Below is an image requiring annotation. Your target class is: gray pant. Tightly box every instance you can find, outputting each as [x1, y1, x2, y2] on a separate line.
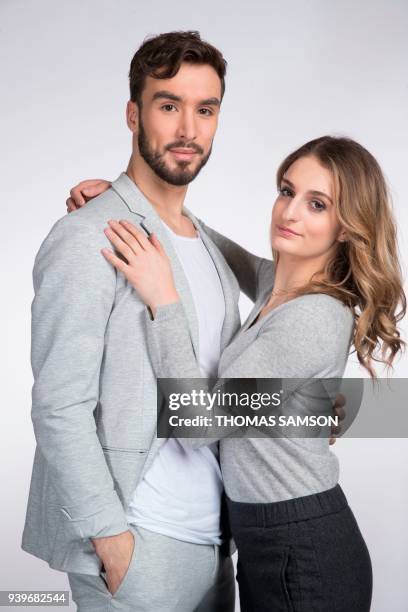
[68, 525, 235, 612]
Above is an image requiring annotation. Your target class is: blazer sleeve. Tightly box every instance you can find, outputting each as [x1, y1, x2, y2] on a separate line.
[144, 302, 236, 447]
[198, 220, 274, 302]
[30, 216, 129, 541]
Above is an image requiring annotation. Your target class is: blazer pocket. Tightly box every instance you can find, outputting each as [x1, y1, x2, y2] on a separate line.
[102, 447, 148, 507]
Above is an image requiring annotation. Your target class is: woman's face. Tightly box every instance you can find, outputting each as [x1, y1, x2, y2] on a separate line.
[271, 155, 345, 262]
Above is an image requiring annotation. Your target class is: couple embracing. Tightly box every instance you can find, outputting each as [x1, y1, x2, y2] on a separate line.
[22, 31, 405, 611]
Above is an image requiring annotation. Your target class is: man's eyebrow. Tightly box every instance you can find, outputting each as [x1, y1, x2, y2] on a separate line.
[152, 91, 183, 102]
[151, 91, 221, 107]
[281, 177, 332, 203]
[199, 97, 221, 107]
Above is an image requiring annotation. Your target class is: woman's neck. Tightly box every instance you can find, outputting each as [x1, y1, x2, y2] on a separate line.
[264, 253, 327, 310]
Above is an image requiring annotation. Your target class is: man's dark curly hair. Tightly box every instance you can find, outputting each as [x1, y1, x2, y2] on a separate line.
[129, 31, 227, 106]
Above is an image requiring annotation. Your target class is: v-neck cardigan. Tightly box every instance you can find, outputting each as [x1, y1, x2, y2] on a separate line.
[144, 228, 355, 503]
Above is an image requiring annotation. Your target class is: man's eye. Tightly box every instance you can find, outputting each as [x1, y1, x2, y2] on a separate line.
[161, 104, 177, 112]
[198, 108, 213, 116]
[279, 187, 293, 197]
[310, 200, 326, 211]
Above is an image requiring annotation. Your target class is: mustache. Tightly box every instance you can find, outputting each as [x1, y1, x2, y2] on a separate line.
[164, 140, 204, 155]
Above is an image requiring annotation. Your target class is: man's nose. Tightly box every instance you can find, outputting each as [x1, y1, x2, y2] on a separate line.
[175, 109, 197, 142]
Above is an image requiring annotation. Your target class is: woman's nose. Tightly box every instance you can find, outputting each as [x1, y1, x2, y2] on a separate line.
[281, 197, 301, 222]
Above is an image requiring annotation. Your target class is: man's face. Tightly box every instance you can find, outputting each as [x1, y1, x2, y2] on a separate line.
[129, 63, 222, 186]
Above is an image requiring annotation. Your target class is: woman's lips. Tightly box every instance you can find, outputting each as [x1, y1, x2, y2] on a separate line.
[276, 225, 302, 238]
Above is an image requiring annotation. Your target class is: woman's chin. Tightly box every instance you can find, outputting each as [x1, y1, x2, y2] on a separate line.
[271, 237, 300, 256]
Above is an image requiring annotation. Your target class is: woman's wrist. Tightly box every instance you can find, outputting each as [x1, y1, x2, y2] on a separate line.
[148, 291, 180, 319]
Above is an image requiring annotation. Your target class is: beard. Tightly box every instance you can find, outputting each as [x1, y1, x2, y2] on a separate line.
[137, 119, 212, 186]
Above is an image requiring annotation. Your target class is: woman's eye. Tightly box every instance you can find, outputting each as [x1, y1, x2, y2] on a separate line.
[279, 187, 293, 197]
[310, 200, 326, 211]
[161, 104, 177, 112]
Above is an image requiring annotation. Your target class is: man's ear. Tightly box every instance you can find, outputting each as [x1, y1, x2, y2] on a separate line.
[126, 101, 139, 133]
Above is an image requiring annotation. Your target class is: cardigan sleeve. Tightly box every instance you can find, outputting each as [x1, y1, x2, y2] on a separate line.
[144, 295, 354, 448]
[199, 220, 274, 302]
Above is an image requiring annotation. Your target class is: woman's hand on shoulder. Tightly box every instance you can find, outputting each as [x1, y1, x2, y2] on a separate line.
[66, 179, 111, 212]
[102, 220, 179, 316]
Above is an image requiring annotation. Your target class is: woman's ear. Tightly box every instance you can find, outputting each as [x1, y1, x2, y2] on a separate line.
[126, 100, 139, 133]
[337, 228, 348, 243]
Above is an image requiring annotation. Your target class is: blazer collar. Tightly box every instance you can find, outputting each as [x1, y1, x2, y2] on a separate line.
[111, 172, 156, 218]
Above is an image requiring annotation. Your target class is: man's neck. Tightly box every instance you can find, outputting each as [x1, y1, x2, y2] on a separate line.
[126, 155, 190, 232]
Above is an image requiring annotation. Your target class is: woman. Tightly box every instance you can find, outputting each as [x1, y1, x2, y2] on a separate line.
[90, 137, 405, 610]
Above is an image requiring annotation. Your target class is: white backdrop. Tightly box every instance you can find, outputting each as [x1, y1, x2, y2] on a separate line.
[1, 0, 407, 610]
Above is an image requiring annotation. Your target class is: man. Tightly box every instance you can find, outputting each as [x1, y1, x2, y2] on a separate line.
[22, 31, 239, 612]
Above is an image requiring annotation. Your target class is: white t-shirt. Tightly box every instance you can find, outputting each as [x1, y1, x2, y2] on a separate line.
[126, 221, 226, 544]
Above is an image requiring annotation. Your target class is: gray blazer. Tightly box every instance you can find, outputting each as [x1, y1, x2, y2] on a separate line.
[21, 173, 241, 575]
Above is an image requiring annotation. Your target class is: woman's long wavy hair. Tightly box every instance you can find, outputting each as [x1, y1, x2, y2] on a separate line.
[275, 136, 406, 378]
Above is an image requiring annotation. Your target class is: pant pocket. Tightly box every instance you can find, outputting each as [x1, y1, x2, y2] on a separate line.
[235, 535, 295, 612]
[209, 545, 220, 584]
[281, 546, 296, 612]
[102, 526, 140, 602]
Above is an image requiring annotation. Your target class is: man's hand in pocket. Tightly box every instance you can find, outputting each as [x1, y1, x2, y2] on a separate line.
[91, 529, 135, 595]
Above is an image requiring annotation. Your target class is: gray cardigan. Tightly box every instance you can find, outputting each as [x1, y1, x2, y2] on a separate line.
[144, 223, 355, 503]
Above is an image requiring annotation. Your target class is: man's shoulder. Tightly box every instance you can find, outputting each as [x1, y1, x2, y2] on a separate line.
[40, 187, 128, 248]
[33, 199, 118, 281]
[66, 187, 128, 227]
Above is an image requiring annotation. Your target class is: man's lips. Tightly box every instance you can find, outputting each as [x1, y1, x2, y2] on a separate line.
[168, 148, 198, 161]
[276, 225, 302, 237]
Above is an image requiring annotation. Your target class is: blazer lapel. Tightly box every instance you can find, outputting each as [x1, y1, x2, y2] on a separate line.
[141, 212, 200, 357]
[111, 172, 241, 358]
[111, 173, 200, 359]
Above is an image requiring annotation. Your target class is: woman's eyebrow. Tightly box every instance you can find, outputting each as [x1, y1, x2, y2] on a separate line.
[308, 190, 333, 204]
[281, 177, 333, 203]
[281, 177, 295, 188]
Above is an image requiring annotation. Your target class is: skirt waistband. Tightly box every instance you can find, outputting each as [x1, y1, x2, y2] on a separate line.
[226, 484, 348, 528]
